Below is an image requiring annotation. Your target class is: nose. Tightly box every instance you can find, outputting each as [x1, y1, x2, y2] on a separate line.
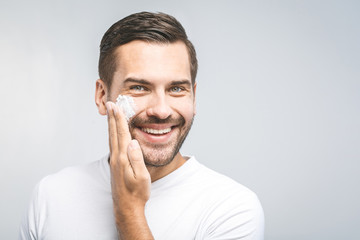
[146, 93, 172, 119]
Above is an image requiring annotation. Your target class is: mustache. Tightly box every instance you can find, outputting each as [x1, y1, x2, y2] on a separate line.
[129, 115, 185, 128]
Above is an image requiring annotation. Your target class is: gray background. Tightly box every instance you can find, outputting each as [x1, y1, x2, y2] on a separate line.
[1, 0, 359, 239]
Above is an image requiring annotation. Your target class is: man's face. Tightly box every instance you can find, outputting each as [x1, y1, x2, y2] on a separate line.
[109, 40, 196, 167]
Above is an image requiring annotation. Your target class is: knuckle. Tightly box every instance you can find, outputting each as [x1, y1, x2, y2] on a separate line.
[117, 129, 127, 136]
[114, 113, 120, 121]
[109, 158, 117, 167]
[139, 173, 150, 182]
[109, 153, 117, 161]
[119, 153, 128, 161]
[109, 131, 117, 138]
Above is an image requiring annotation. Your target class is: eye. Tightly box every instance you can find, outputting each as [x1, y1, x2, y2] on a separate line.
[170, 86, 183, 93]
[130, 85, 146, 91]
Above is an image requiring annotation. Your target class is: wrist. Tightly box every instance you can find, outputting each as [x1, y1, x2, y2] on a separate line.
[114, 204, 145, 222]
[114, 205, 153, 240]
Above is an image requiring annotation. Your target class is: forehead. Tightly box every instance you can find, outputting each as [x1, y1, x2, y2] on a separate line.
[113, 40, 191, 83]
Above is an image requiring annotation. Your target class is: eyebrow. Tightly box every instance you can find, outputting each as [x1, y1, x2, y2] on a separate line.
[123, 78, 192, 87]
[170, 80, 192, 87]
[123, 78, 151, 85]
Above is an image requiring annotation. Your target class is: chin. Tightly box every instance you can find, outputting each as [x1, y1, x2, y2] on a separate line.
[141, 143, 178, 167]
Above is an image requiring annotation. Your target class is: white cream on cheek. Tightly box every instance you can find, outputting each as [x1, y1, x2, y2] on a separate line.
[116, 94, 137, 121]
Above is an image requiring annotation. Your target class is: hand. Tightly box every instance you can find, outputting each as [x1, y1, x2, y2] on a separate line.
[106, 101, 153, 239]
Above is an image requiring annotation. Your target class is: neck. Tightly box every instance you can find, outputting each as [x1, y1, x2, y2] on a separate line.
[147, 152, 187, 182]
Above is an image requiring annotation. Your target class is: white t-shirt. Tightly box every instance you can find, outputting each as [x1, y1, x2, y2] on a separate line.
[19, 156, 264, 240]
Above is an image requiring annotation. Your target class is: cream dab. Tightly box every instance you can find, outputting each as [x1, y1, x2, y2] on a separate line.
[116, 95, 136, 121]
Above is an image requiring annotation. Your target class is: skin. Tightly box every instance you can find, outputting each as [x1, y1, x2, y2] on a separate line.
[95, 40, 197, 239]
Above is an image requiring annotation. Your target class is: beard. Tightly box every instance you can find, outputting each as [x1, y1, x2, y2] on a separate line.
[129, 115, 194, 167]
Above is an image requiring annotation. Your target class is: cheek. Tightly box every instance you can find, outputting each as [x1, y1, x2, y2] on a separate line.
[131, 96, 195, 119]
[171, 98, 195, 119]
[131, 97, 147, 114]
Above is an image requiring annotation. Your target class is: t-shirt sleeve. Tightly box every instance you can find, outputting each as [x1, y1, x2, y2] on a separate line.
[19, 179, 45, 240]
[202, 190, 265, 240]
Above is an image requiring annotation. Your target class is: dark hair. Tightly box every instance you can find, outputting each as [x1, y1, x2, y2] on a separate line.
[99, 12, 198, 89]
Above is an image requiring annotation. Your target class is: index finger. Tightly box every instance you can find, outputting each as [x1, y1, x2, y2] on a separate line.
[105, 101, 118, 155]
[112, 102, 132, 152]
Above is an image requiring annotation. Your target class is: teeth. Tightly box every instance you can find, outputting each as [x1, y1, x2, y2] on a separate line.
[141, 127, 171, 135]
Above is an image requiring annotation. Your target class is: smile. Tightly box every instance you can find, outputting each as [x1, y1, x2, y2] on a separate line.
[141, 127, 172, 135]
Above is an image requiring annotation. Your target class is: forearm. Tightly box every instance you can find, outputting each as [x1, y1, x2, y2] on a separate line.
[115, 207, 154, 240]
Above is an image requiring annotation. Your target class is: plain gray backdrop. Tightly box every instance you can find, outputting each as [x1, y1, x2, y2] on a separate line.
[1, 0, 359, 239]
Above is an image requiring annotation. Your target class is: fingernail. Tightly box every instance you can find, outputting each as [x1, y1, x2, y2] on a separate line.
[113, 104, 119, 114]
[128, 140, 140, 150]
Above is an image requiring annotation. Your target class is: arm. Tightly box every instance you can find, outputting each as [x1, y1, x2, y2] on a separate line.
[19, 182, 40, 240]
[106, 101, 154, 240]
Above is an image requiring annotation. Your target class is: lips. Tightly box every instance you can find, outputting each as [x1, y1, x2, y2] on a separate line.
[132, 124, 177, 144]
[141, 127, 172, 135]
[130, 115, 185, 144]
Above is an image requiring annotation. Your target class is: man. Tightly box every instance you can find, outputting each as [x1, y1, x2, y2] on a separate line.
[20, 12, 264, 239]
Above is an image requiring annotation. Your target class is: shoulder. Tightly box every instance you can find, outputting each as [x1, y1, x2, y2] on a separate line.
[191, 159, 265, 239]
[36, 156, 109, 200]
[19, 155, 113, 239]
[194, 159, 259, 199]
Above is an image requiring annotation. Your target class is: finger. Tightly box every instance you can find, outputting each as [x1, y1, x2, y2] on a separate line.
[112, 102, 132, 151]
[127, 140, 149, 179]
[106, 102, 119, 156]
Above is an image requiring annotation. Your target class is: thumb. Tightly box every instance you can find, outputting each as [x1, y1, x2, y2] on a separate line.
[127, 140, 149, 179]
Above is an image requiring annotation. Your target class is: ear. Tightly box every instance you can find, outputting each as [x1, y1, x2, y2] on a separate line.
[95, 79, 108, 116]
[192, 82, 197, 115]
